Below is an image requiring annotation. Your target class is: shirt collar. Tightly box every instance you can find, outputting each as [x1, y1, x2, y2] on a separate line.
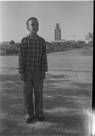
[27, 34, 38, 39]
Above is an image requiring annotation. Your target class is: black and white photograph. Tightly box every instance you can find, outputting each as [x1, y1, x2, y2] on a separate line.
[0, 1, 94, 136]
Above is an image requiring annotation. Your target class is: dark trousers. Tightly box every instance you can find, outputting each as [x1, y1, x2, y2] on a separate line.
[23, 72, 44, 118]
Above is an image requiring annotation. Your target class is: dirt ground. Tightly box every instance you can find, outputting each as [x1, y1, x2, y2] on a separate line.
[0, 48, 93, 136]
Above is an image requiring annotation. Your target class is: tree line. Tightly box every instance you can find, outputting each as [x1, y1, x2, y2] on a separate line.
[0, 32, 93, 55]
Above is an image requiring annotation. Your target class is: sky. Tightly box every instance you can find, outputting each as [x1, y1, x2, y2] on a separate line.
[0, 1, 93, 43]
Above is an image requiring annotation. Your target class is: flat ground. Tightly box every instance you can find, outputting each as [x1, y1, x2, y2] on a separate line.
[0, 47, 93, 136]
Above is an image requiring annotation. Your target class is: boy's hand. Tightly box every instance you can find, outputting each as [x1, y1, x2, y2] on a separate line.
[20, 73, 27, 81]
[40, 72, 46, 80]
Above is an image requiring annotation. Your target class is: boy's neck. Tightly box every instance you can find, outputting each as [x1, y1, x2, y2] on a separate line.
[30, 33, 37, 37]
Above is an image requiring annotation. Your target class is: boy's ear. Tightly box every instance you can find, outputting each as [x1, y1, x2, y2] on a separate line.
[27, 26, 29, 30]
[26, 22, 29, 30]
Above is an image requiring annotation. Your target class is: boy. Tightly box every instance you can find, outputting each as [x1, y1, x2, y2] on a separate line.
[18, 17, 48, 123]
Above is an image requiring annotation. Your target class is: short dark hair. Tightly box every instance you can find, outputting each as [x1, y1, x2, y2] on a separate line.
[26, 17, 38, 29]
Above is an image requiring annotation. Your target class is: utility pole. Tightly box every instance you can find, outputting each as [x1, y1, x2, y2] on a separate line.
[73, 35, 75, 41]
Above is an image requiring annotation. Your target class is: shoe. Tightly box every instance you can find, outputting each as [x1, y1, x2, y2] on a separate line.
[27, 117, 34, 123]
[37, 116, 46, 121]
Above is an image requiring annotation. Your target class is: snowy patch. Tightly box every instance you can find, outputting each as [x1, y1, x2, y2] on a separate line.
[0, 113, 8, 118]
[44, 107, 80, 115]
[27, 122, 54, 130]
[64, 129, 82, 134]
[44, 95, 52, 98]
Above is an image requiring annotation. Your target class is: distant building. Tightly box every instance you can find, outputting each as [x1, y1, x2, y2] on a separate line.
[0, 40, 15, 46]
[67, 40, 77, 43]
[0, 41, 10, 46]
[54, 23, 61, 41]
[61, 39, 67, 42]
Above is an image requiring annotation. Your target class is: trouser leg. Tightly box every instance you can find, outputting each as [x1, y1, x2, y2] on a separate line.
[33, 72, 44, 117]
[23, 76, 34, 118]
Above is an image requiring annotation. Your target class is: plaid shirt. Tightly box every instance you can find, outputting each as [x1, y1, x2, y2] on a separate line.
[18, 34, 48, 73]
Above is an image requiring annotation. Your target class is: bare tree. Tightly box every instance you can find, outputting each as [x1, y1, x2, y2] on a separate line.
[85, 32, 93, 42]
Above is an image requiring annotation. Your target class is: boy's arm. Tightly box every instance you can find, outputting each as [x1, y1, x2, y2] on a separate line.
[18, 39, 26, 73]
[41, 40, 48, 72]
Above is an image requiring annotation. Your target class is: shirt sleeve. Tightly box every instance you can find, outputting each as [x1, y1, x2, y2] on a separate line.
[18, 38, 26, 73]
[41, 40, 48, 72]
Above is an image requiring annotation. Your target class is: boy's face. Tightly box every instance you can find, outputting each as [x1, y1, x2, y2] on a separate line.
[27, 19, 39, 35]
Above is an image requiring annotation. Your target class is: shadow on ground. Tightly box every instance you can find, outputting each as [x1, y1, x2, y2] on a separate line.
[0, 72, 92, 136]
